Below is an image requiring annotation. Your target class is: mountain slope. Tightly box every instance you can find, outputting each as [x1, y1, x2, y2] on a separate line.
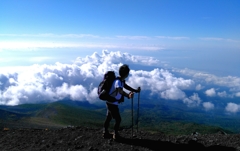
[0, 101, 105, 129]
[0, 100, 238, 135]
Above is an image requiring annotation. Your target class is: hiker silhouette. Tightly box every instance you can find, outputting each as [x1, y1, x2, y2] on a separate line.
[102, 64, 141, 140]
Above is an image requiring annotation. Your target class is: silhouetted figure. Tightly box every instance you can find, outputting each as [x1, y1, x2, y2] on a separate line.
[103, 64, 140, 140]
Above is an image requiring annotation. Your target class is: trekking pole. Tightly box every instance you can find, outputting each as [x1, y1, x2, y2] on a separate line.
[131, 95, 133, 138]
[137, 90, 140, 132]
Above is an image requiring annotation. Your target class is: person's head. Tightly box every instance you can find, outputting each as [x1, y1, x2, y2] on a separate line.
[119, 64, 130, 79]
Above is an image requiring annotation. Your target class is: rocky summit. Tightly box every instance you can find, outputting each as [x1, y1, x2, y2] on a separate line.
[0, 126, 240, 151]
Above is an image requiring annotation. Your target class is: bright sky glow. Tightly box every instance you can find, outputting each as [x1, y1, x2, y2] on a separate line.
[0, 0, 240, 113]
[1, 0, 239, 73]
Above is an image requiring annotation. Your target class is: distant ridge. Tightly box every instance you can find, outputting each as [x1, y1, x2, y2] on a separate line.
[0, 100, 236, 135]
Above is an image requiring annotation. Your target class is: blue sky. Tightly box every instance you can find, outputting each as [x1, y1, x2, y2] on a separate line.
[0, 0, 240, 113]
[1, 0, 240, 76]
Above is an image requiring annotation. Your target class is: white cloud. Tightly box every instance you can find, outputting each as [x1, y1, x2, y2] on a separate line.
[29, 57, 53, 63]
[236, 92, 240, 97]
[0, 50, 240, 112]
[0, 50, 196, 106]
[203, 102, 215, 110]
[0, 41, 163, 51]
[183, 93, 201, 107]
[128, 68, 194, 100]
[56, 83, 88, 101]
[199, 37, 239, 43]
[0, 34, 166, 51]
[205, 88, 216, 97]
[116, 35, 151, 40]
[225, 103, 240, 113]
[156, 36, 190, 40]
[161, 87, 186, 100]
[0, 33, 102, 39]
[217, 91, 227, 97]
[0, 41, 82, 50]
[174, 68, 240, 93]
[196, 84, 204, 90]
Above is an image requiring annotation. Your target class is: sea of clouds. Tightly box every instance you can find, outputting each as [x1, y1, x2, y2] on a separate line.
[0, 50, 240, 113]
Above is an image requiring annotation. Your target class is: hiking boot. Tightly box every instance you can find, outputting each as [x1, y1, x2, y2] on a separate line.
[113, 132, 121, 140]
[102, 132, 112, 139]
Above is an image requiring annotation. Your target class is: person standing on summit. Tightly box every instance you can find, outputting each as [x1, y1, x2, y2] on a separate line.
[103, 64, 141, 140]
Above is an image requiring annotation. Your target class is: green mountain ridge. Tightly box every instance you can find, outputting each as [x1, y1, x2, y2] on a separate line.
[0, 100, 237, 135]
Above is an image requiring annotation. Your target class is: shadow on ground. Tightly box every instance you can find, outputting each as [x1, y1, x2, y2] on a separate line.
[116, 137, 236, 151]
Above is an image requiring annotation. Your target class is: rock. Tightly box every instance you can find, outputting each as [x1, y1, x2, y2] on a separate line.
[0, 126, 238, 151]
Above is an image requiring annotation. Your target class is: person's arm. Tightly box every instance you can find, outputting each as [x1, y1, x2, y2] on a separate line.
[117, 88, 133, 99]
[124, 82, 141, 93]
[114, 79, 133, 99]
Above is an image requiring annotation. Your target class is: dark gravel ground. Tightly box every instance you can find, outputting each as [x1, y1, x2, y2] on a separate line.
[0, 126, 240, 151]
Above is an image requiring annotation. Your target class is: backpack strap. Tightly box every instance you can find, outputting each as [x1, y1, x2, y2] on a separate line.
[113, 77, 124, 97]
[108, 77, 122, 97]
[116, 77, 124, 87]
[108, 78, 117, 96]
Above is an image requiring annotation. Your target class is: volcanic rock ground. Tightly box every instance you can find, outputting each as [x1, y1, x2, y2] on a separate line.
[0, 126, 240, 151]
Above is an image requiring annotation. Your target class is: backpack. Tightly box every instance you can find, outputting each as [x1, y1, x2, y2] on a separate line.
[98, 71, 117, 102]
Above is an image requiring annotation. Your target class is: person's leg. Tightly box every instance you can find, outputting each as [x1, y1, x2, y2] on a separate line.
[104, 103, 122, 139]
[103, 110, 112, 133]
[103, 103, 112, 134]
[113, 107, 121, 134]
[109, 105, 121, 139]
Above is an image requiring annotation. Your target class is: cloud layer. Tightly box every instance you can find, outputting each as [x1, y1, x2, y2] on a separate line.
[1, 50, 240, 114]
